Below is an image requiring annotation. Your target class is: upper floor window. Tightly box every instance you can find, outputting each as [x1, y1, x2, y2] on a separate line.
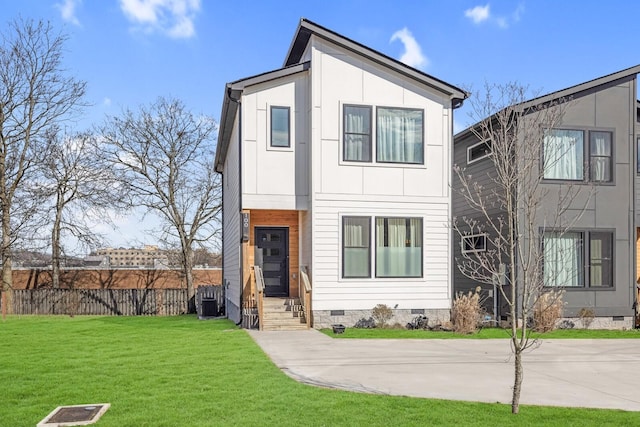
[270, 106, 290, 148]
[377, 108, 424, 164]
[342, 105, 424, 165]
[467, 140, 492, 164]
[543, 128, 612, 182]
[636, 138, 640, 174]
[343, 105, 372, 162]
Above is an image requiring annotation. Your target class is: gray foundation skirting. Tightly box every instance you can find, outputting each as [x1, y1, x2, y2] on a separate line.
[312, 308, 451, 329]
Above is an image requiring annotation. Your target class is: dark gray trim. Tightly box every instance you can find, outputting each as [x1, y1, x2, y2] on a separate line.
[455, 65, 640, 143]
[270, 106, 291, 148]
[284, 18, 468, 101]
[374, 216, 424, 279]
[541, 228, 616, 290]
[341, 216, 371, 279]
[214, 62, 310, 173]
[375, 106, 425, 165]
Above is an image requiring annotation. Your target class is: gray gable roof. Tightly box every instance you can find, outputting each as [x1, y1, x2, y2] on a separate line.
[455, 64, 640, 142]
[215, 18, 468, 173]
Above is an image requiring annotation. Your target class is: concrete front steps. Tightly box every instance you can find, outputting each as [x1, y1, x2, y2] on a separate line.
[261, 297, 308, 331]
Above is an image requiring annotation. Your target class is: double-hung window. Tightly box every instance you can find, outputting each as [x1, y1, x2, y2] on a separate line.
[542, 128, 612, 182]
[543, 230, 613, 288]
[343, 105, 372, 162]
[343, 105, 424, 164]
[342, 217, 371, 278]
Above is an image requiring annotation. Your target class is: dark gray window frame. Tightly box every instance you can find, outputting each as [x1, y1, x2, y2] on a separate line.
[270, 106, 290, 148]
[541, 228, 615, 290]
[342, 216, 371, 279]
[376, 106, 425, 165]
[343, 104, 372, 162]
[541, 127, 615, 185]
[374, 216, 424, 278]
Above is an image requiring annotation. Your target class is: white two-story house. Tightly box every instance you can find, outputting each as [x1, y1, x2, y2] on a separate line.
[214, 19, 467, 329]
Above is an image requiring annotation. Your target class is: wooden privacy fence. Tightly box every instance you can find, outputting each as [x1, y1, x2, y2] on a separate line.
[10, 288, 223, 316]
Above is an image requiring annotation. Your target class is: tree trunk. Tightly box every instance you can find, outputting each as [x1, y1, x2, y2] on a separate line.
[182, 244, 195, 313]
[2, 206, 13, 318]
[511, 349, 523, 414]
[51, 201, 63, 289]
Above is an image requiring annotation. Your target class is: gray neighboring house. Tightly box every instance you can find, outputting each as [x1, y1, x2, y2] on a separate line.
[453, 65, 640, 329]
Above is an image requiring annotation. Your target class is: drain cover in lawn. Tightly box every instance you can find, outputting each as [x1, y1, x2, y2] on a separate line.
[37, 403, 110, 426]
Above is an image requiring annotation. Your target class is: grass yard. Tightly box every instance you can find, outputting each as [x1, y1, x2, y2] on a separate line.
[321, 326, 640, 339]
[1, 316, 638, 427]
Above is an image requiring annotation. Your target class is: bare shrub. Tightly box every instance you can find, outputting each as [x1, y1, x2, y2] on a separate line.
[371, 304, 393, 328]
[451, 286, 484, 334]
[578, 307, 595, 329]
[533, 290, 565, 332]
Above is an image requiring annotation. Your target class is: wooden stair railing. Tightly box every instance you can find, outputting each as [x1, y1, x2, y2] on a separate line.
[299, 266, 312, 329]
[254, 265, 265, 331]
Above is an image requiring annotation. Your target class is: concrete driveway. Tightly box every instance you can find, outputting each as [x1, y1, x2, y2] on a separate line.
[248, 329, 640, 411]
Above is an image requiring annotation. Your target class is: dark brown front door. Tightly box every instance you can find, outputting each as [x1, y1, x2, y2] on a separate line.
[255, 227, 289, 297]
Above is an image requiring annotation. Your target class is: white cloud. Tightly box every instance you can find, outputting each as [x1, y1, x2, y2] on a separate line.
[465, 3, 525, 29]
[103, 97, 112, 107]
[390, 28, 428, 69]
[119, 0, 201, 39]
[465, 4, 490, 24]
[57, 0, 81, 26]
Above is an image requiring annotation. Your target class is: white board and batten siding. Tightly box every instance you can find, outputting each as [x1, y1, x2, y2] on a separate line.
[308, 37, 453, 311]
[222, 117, 242, 322]
[241, 72, 310, 211]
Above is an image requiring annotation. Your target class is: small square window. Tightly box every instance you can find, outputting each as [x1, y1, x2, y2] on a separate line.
[270, 106, 290, 147]
[461, 234, 487, 254]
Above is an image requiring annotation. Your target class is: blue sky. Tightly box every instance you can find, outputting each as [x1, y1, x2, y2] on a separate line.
[2, 1, 639, 250]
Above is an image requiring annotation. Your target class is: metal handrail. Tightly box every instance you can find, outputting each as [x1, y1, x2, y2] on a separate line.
[254, 265, 265, 330]
[299, 265, 312, 329]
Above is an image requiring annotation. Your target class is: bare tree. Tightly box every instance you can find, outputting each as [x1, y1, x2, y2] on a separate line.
[38, 130, 129, 288]
[453, 83, 590, 413]
[0, 19, 86, 315]
[99, 97, 220, 312]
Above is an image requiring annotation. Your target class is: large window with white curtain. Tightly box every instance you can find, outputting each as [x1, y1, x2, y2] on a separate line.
[375, 217, 423, 278]
[376, 108, 424, 164]
[543, 230, 613, 288]
[342, 216, 371, 278]
[543, 128, 613, 182]
[342, 105, 424, 164]
[543, 129, 584, 180]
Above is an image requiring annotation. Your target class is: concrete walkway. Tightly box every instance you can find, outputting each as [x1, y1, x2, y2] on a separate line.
[248, 329, 640, 411]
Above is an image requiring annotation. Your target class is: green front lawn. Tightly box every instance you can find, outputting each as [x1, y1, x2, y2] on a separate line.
[0, 316, 637, 426]
[321, 327, 640, 339]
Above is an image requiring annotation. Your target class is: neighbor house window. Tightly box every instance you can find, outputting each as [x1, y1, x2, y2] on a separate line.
[375, 217, 422, 277]
[343, 105, 372, 162]
[342, 217, 371, 278]
[461, 233, 487, 254]
[377, 108, 424, 164]
[543, 129, 584, 180]
[589, 131, 612, 182]
[543, 230, 613, 288]
[543, 128, 613, 182]
[467, 140, 492, 164]
[270, 106, 290, 147]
